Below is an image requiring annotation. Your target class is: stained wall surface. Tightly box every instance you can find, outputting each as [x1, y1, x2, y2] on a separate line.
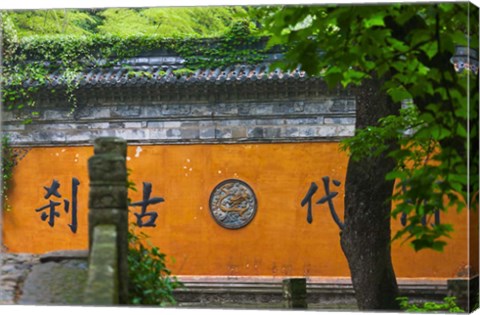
[2, 143, 470, 279]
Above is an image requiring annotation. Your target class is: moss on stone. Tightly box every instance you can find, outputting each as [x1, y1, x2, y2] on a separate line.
[84, 224, 118, 305]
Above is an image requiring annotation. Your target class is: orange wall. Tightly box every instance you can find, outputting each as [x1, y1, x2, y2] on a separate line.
[2, 143, 470, 279]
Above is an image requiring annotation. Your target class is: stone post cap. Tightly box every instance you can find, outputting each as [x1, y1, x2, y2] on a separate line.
[94, 137, 127, 156]
[88, 155, 127, 182]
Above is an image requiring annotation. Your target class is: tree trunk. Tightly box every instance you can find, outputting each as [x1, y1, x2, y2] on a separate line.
[340, 77, 401, 310]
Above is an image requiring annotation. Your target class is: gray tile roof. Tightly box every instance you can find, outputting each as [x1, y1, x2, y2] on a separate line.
[24, 64, 309, 89]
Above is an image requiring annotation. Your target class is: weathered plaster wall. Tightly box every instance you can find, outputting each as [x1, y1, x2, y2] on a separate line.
[2, 143, 470, 279]
[1, 88, 473, 280]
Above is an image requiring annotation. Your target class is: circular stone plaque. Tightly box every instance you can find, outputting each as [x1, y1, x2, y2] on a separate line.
[209, 179, 257, 229]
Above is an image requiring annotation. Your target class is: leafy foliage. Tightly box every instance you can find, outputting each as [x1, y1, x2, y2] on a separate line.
[97, 7, 246, 37]
[177, 20, 267, 70]
[254, 3, 479, 252]
[1, 13, 267, 112]
[5, 7, 247, 38]
[127, 226, 183, 306]
[1, 14, 85, 112]
[1, 135, 14, 211]
[0, 7, 254, 113]
[6, 10, 97, 37]
[397, 296, 464, 313]
[126, 169, 182, 306]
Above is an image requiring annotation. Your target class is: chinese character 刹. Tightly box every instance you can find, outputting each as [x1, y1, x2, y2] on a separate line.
[35, 178, 80, 233]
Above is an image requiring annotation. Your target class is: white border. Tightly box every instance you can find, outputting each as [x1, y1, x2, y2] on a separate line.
[0, 0, 479, 10]
[1, 1, 479, 315]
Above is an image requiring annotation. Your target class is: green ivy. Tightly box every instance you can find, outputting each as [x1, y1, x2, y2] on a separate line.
[1, 135, 15, 211]
[397, 296, 465, 313]
[126, 169, 182, 306]
[1, 18, 271, 112]
[177, 20, 268, 70]
[6, 8, 247, 38]
[127, 226, 183, 306]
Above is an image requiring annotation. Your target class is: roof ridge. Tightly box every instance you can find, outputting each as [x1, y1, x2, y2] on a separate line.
[12, 62, 308, 89]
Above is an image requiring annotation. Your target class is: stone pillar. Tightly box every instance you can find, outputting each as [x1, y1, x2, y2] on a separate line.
[282, 278, 308, 309]
[88, 137, 128, 304]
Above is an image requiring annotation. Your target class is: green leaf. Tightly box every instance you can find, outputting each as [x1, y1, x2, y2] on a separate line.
[430, 125, 452, 140]
[455, 123, 467, 138]
[127, 227, 183, 305]
[387, 86, 412, 102]
[386, 37, 409, 53]
[431, 240, 447, 252]
[363, 12, 385, 28]
[385, 170, 408, 181]
[420, 41, 438, 60]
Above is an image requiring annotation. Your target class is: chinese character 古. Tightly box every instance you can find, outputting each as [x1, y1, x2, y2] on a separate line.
[130, 182, 164, 227]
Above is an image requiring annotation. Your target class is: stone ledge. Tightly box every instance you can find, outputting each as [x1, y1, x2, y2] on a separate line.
[39, 250, 89, 263]
[173, 276, 449, 307]
[7, 131, 355, 146]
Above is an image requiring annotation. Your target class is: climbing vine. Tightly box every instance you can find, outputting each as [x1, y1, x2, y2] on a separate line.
[1, 135, 14, 211]
[177, 20, 268, 69]
[1, 17, 272, 113]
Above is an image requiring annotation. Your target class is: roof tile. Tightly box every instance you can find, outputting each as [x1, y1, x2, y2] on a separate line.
[21, 63, 309, 89]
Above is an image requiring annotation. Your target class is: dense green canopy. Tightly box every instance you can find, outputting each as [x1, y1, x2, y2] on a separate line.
[5, 7, 247, 38]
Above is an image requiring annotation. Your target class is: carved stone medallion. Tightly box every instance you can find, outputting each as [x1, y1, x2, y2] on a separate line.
[209, 179, 257, 229]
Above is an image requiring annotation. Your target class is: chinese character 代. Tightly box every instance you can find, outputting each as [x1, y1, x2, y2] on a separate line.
[300, 176, 344, 230]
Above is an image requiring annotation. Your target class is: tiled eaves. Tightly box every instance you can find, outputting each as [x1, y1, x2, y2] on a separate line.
[23, 64, 310, 89]
[19, 63, 354, 106]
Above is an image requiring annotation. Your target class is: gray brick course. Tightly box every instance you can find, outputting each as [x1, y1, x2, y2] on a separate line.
[200, 128, 216, 139]
[147, 121, 164, 128]
[215, 128, 233, 139]
[232, 127, 247, 139]
[317, 125, 338, 137]
[143, 106, 163, 117]
[252, 105, 274, 115]
[65, 133, 92, 142]
[3, 97, 355, 145]
[2, 124, 26, 131]
[163, 105, 191, 115]
[166, 129, 182, 139]
[32, 130, 67, 142]
[90, 123, 110, 129]
[180, 128, 200, 139]
[123, 122, 143, 129]
[148, 129, 167, 139]
[293, 102, 305, 112]
[323, 117, 356, 125]
[248, 127, 264, 138]
[112, 106, 141, 117]
[44, 110, 70, 120]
